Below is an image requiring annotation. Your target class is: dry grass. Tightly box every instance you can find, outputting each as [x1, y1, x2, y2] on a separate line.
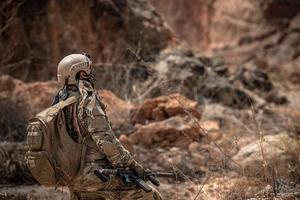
[0, 96, 27, 142]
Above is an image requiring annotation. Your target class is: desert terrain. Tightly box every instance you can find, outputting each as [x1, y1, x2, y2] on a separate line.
[0, 0, 300, 199]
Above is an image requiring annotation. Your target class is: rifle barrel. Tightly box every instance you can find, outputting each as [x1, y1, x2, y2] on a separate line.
[155, 172, 178, 177]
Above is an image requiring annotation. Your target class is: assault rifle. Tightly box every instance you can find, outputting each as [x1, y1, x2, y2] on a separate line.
[94, 169, 182, 193]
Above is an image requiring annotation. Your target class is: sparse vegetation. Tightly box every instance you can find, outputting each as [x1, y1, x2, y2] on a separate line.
[0, 0, 300, 199]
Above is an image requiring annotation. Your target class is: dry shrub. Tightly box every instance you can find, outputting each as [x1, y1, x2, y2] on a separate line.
[0, 193, 27, 200]
[0, 143, 35, 184]
[257, 132, 300, 187]
[94, 62, 158, 101]
[0, 96, 27, 142]
[224, 177, 265, 200]
[277, 137, 300, 183]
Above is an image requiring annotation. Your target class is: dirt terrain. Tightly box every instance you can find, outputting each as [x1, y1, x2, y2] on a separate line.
[0, 0, 300, 199]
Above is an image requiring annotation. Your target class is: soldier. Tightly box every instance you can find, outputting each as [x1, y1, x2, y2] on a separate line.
[54, 53, 163, 200]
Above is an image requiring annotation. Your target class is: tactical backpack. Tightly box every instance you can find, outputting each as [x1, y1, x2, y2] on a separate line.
[25, 95, 85, 186]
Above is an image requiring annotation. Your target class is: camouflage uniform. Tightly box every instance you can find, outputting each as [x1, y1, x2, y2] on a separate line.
[58, 80, 162, 200]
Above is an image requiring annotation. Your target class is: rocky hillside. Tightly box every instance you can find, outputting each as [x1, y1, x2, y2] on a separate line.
[0, 75, 300, 199]
[0, 0, 172, 81]
[151, 0, 300, 83]
[0, 0, 300, 199]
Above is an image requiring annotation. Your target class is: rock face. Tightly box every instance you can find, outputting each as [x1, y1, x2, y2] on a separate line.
[151, 0, 300, 80]
[0, 0, 173, 81]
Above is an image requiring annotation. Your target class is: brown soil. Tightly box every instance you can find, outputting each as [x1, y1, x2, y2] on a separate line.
[1, 0, 300, 199]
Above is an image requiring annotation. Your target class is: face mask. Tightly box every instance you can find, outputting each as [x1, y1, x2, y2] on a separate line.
[78, 68, 97, 87]
[87, 68, 97, 87]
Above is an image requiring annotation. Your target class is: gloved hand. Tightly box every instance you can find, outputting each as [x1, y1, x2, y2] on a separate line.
[129, 161, 160, 185]
[130, 160, 146, 178]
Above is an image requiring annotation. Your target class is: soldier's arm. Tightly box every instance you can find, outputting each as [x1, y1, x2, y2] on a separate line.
[80, 95, 139, 169]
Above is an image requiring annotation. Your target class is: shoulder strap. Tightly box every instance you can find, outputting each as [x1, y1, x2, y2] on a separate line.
[53, 95, 79, 110]
[33, 95, 79, 124]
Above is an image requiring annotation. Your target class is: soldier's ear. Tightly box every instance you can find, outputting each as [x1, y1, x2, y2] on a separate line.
[76, 71, 88, 80]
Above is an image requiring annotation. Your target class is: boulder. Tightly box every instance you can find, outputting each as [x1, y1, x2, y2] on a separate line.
[131, 93, 201, 125]
[129, 94, 225, 149]
[129, 92, 204, 149]
[129, 115, 201, 148]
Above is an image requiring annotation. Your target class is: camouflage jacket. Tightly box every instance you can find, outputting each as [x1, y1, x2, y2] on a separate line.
[58, 80, 134, 168]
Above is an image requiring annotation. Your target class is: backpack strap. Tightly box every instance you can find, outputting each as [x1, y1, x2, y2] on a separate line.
[55, 95, 80, 109]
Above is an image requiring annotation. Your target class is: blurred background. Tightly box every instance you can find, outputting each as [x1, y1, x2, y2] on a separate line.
[0, 0, 300, 199]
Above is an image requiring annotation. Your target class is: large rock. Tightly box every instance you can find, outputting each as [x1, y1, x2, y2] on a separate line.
[130, 115, 201, 148]
[129, 93, 203, 148]
[0, 0, 173, 81]
[131, 93, 201, 125]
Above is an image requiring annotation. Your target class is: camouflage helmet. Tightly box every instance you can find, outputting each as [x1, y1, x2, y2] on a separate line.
[57, 53, 92, 86]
